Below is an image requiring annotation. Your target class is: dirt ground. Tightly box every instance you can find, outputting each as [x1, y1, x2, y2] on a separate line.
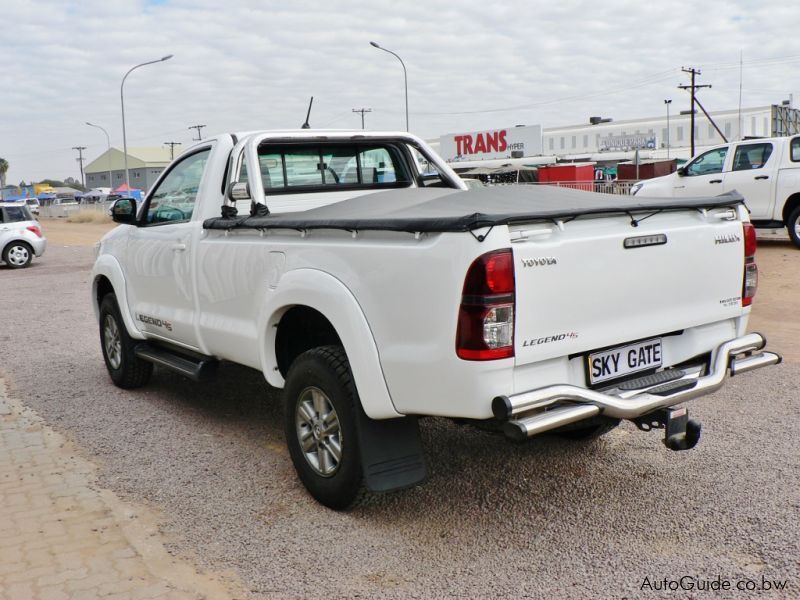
[9, 219, 797, 598]
[38, 217, 116, 247]
[36, 218, 799, 363]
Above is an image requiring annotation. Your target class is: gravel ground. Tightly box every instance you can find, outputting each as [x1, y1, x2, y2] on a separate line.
[1, 244, 798, 598]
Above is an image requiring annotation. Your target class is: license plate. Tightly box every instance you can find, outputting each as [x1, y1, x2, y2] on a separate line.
[588, 338, 663, 385]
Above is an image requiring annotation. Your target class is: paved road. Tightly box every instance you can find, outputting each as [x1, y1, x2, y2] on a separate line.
[0, 380, 241, 599]
[1, 244, 798, 598]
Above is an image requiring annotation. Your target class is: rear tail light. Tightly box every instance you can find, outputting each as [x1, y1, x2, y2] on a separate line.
[742, 222, 757, 307]
[26, 225, 42, 238]
[456, 249, 515, 360]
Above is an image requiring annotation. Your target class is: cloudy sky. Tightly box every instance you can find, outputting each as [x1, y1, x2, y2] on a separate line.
[2, 0, 800, 184]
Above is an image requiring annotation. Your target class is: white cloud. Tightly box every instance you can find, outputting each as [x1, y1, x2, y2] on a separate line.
[1, 0, 799, 183]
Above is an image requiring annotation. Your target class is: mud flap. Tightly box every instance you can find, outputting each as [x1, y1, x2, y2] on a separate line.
[355, 408, 427, 493]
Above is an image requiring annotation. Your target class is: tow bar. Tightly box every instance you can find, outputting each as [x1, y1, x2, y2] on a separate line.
[633, 407, 701, 451]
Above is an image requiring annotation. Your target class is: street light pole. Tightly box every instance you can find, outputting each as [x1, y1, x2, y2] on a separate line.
[86, 122, 112, 190]
[664, 99, 672, 160]
[369, 41, 408, 132]
[120, 54, 173, 192]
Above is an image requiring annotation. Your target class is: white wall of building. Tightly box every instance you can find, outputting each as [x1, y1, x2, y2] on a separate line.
[543, 106, 773, 158]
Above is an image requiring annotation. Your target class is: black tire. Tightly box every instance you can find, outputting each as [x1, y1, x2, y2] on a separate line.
[99, 293, 153, 389]
[788, 205, 800, 249]
[2, 241, 33, 269]
[553, 416, 621, 441]
[283, 346, 366, 510]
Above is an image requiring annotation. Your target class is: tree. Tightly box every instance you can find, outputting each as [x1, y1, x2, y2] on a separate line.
[39, 178, 86, 192]
[0, 157, 8, 189]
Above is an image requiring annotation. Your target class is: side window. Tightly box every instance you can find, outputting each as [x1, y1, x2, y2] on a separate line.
[790, 138, 800, 162]
[685, 147, 727, 176]
[4, 206, 30, 222]
[732, 143, 773, 171]
[145, 149, 210, 224]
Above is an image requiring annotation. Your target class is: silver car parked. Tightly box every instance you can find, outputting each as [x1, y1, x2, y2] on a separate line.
[0, 202, 47, 269]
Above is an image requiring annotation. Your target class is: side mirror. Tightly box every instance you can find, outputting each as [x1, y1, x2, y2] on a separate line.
[419, 172, 444, 187]
[226, 181, 251, 202]
[111, 198, 137, 224]
[676, 166, 687, 176]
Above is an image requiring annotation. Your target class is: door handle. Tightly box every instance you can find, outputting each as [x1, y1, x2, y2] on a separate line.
[172, 243, 187, 251]
[754, 175, 769, 180]
[709, 179, 722, 184]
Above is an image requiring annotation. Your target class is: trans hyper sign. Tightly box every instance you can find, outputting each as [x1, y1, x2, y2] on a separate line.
[439, 125, 542, 162]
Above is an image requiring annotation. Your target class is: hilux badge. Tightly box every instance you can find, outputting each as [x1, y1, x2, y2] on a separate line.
[715, 233, 741, 245]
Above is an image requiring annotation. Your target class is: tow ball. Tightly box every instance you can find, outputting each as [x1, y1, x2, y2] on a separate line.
[633, 407, 701, 451]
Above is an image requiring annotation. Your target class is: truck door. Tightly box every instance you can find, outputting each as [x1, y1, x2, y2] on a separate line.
[673, 146, 729, 197]
[722, 141, 776, 219]
[125, 146, 212, 347]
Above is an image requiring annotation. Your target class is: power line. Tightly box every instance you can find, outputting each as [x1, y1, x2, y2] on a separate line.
[351, 108, 372, 129]
[188, 124, 206, 141]
[164, 141, 181, 160]
[408, 68, 681, 116]
[72, 146, 87, 187]
[701, 53, 800, 71]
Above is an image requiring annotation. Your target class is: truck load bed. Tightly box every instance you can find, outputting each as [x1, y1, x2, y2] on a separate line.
[203, 186, 744, 234]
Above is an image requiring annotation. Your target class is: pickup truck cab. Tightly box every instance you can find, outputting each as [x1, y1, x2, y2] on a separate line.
[631, 135, 800, 247]
[92, 130, 780, 509]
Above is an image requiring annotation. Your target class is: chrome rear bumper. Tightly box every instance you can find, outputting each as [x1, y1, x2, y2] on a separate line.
[493, 333, 781, 441]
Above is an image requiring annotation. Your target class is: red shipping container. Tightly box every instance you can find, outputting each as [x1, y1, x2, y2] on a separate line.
[537, 163, 595, 191]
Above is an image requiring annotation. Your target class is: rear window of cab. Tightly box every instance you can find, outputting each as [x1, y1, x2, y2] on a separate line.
[240, 144, 412, 193]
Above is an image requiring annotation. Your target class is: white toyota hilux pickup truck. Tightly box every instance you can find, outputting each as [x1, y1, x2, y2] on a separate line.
[92, 130, 780, 509]
[631, 135, 800, 248]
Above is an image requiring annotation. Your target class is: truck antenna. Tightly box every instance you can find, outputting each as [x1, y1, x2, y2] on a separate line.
[301, 96, 314, 129]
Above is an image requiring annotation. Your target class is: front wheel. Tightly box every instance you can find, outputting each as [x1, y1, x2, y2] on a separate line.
[283, 346, 366, 510]
[787, 206, 800, 249]
[99, 293, 153, 389]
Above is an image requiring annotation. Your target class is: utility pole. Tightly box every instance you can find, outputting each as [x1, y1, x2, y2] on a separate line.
[678, 67, 711, 157]
[352, 108, 372, 130]
[164, 141, 181, 160]
[188, 124, 206, 141]
[664, 99, 672, 160]
[72, 146, 87, 187]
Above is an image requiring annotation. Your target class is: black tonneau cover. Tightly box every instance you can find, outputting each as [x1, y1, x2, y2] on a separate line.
[203, 186, 744, 234]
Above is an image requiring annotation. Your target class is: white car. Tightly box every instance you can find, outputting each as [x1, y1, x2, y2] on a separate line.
[0, 202, 47, 268]
[25, 197, 41, 216]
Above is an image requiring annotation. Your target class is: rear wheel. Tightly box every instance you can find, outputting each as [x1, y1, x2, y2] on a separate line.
[99, 294, 153, 389]
[2, 241, 33, 269]
[788, 206, 800, 249]
[283, 346, 366, 510]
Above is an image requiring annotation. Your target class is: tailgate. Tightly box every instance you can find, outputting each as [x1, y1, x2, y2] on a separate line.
[512, 209, 746, 366]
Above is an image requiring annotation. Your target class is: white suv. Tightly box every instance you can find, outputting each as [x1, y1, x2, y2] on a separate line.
[0, 202, 47, 269]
